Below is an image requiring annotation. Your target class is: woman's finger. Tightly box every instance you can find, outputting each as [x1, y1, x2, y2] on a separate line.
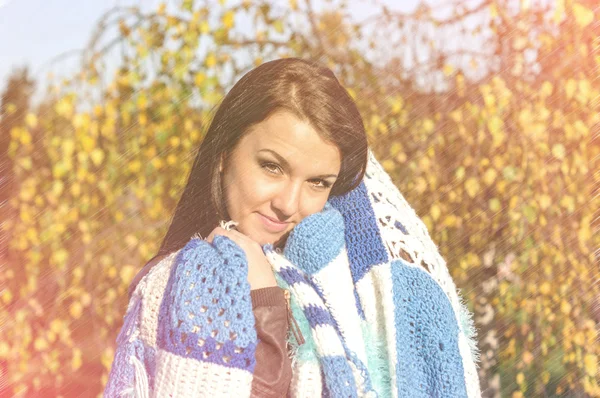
[205, 226, 227, 243]
[207, 227, 248, 249]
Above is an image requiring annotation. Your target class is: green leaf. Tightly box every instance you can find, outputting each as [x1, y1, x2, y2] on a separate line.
[522, 205, 536, 224]
[502, 166, 517, 181]
[182, 0, 194, 12]
[155, 130, 169, 145]
[489, 198, 501, 212]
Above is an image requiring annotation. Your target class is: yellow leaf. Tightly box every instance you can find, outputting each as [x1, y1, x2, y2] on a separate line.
[455, 166, 465, 181]
[444, 214, 458, 228]
[443, 64, 454, 76]
[151, 157, 164, 170]
[541, 81, 553, 97]
[513, 36, 528, 50]
[128, 159, 142, 173]
[222, 10, 235, 29]
[73, 113, 90, 129]
[62, 138, 75, 156]
[52, 248, 69, 268]
[347, 88, 357, 101]
[19, 180, 36, 202]
[90, 148, 105, 167]
[487, 116, 504, 147]
[101, 347, 115, 370]
[573, 120, 588, 138]
[490, 3, 498, 18]
[489, 198, 501, 212]
[449, 109, 462, 123]
[34, 337, 48, 351]
[0, 341, 9, 357]
[523, 351, 534, 365]
[194, 72, 206, 86]
[577, 79, 592, 103]
[55, 97, 74, 117]
[120, 265, 137, 285]
[554, 0, 565, 23]
[411, 177, 426, 194]
[200, 20, 210, 34]
[50, 319, 64, 334]
[430, 204, 441, 221]
[70, 301, 83, 319]
[18, 156, 32, 171]
[552, 143, 566, 160]
[483, 168, 497, 186]
[81, 135, 95, 153]
[560, 300, 572, 315]
[578, 216, 591, 242]
[19, 129, 32, 145]
[382, 159, 395, 172]
[274, 20, 284, 34]
[81, 292, 91, 307]
[584, 354, 597, 377]
[52, 180, 64, 197]
[1, 289, 13, 304]
[139, 113, 148, 126]
[573, 3, 594, 28]
[137, 94, 148, 109]
[205, 52, 217, 68]
[573, 331, 585, 346]
[565, 79, 577, 99]
[516, 372, 525, 384]
[465, 178, 480, 198]
[70, 182, 81, 198]
[125, 234, 138, 246]
[377, 122, 388, 134]
[25, 113, 38, 128]
[422, 119, 435, 133]
[72, 348, 83, 371]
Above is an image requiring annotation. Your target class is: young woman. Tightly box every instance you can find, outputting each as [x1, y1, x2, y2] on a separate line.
[105, 58, 480, 397]
[107, 57, 368, 397]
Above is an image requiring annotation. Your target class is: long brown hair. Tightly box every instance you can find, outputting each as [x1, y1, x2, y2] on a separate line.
[144, 57, 368, 273]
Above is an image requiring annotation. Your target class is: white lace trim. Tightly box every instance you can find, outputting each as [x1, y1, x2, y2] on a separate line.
[364, 149, 480, 395]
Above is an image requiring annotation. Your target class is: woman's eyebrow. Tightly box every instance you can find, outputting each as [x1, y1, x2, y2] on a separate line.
[257, 148, 338, 179]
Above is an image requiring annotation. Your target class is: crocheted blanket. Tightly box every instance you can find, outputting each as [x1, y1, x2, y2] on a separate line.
[104, 150, 481, 397]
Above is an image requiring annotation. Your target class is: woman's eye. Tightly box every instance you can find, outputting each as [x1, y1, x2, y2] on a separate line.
[311, 179, 332, 189]
[262, 162, 281, 174]
[261, 162, 332, 189]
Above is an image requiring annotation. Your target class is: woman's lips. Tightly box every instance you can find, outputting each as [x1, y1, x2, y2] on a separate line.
[258, 213, 289, 233]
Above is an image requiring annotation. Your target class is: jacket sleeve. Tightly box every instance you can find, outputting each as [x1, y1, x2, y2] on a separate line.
[104, 281, 150, 397]
[250, 287, 293, 397]
[106, 237, 293, 398]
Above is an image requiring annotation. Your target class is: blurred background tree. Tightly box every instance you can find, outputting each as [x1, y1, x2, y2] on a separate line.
[0, 0, 598, 396]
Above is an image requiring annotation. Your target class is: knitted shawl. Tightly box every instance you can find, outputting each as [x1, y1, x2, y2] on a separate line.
[104, 149, 481, 397]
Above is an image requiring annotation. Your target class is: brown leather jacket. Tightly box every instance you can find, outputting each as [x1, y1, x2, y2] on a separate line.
[128, 256, 293, 397]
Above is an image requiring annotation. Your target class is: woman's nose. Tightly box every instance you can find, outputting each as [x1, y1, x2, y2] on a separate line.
[272, 181, 302, 219]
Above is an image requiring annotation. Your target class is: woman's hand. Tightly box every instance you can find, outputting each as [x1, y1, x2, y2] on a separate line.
[206, 227, 278, 290]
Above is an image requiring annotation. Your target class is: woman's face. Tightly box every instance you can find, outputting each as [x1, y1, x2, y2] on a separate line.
[220, 109, 342, 247]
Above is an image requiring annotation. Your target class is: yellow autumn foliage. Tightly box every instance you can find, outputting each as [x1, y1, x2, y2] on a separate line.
[1, 0, 598, 396]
